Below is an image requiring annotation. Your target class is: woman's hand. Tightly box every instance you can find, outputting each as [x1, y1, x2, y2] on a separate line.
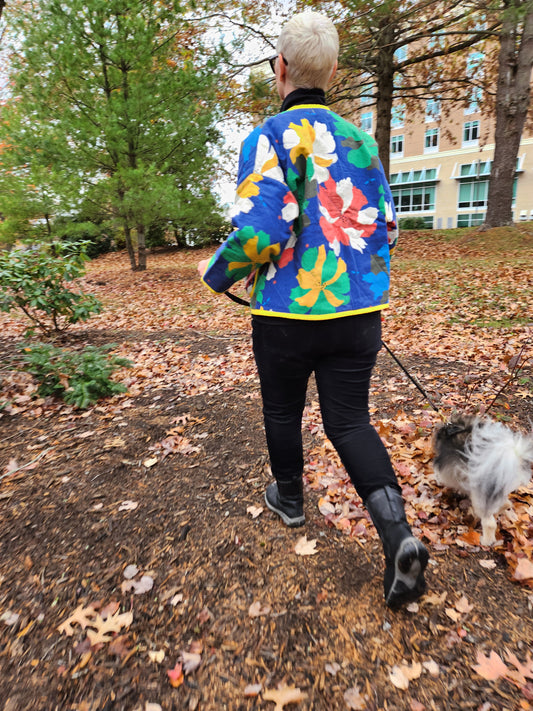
[197, 259, 210, 278]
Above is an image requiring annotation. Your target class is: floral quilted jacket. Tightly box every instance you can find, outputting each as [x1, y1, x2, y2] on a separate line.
[202, 98, 398, 320]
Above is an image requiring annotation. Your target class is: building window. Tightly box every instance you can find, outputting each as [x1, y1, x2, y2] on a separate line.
[465, 86, 482, 115]
[391, 104, 405, 129]
[391, 135, 404, 156]
[463, 120, 480, 146]
[425, 99, 440, 122]
[360, 84, 373, 105]
[424, 127, 439, 153]
[457, 213, 485, 227]
[391, 186, 435, 213]
[394, 46, 407, 62]
[458, 179, 488, 209]
[361, 111, 373, 132]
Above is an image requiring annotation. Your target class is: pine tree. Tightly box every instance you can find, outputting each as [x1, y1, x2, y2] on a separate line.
[0, 0, 224, 269]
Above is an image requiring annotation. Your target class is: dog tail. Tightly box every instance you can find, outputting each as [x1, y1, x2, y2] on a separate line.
[467, 420, 533, 494]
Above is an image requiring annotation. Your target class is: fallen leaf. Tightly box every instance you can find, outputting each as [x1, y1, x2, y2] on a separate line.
[244, 683, 262, 697]
[325, 662, 340, 676]
[123, 564, 139, 579]
[479, 559, 497, 570]
[143, 457, 158, 468]
[181, 651, 202, 674]
[85, 610, 134, 646]
[1, 610, 20, 626]
[459, 529, 481, 546]
[513, 557, 533, 581]
[148, 649, 165, 664]
[401, 661, 422, 681]
[263, 686, 307, 710]
[121, 575, 154, 595]
[472, 650, 509, 681]
[410, 701, 426, 711]
[455, 595, 473, 614]
[118, 500, 138, 512]
[246, 505, 263, 519]
[248, 601, 271, 618]
[167, 661, 184, 688]
[445, 607, 461, 622]
[389, 665, 410, 690]
[423, 591, 447, 605]
[343, 684, 366, 709]
[423, 659, 439, 676]
[294, 536, 318, 556]
[170, 593, 184, 606]
[145, 704, 162, 711]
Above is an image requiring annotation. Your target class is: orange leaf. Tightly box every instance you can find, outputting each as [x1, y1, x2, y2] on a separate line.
[167, 661, 184, 688]
[459, 529, 480, 546]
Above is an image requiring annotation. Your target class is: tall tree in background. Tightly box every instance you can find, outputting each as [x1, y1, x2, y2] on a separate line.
[483, 0, 533, 227]
[323, 0, 500, 176]
[0, 0, 224, 270]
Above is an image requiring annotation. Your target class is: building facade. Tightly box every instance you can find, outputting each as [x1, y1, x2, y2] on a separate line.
[357, 76, 533, 229]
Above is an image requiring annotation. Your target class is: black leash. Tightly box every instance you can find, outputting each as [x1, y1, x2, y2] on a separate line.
[224, 291, 441, 413]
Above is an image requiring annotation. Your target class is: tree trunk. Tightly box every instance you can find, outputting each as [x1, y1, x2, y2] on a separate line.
[123, 221, 137, 270]
[483, 0, 533, 228]
[136, 224, 147, 271]
[374, 23, 396, 179]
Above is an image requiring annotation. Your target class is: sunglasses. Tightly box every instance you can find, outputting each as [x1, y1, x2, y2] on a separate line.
[268, 54, 288, 73]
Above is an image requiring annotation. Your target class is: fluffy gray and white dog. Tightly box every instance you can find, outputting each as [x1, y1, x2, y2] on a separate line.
[433, 415, 533, 546]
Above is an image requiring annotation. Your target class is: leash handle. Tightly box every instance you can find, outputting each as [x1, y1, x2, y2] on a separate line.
[225, 291, 250, 307]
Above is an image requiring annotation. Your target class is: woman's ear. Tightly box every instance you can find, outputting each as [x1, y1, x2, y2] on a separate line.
[329, 60, 338, 82]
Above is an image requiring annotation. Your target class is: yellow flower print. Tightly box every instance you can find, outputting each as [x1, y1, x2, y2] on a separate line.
[290, 245, 350, 313]
[283, 119, 337, 183]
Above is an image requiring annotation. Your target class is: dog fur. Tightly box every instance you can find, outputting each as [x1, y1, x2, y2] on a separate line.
[433, 415, 533, 546]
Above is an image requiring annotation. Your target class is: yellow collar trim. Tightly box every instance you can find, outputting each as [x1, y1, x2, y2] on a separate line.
[286, 104, 331, 111]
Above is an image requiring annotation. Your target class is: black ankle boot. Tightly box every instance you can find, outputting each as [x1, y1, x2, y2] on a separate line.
[265, 481, 305, 527]
[365, 486, 429, 608]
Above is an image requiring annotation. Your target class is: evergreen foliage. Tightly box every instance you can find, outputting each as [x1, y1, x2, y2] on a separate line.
[20, 343, 132, 409]
[0, 0, 225, 268]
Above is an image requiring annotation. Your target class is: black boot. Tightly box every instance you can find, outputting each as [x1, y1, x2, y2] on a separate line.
[365, 486, 429, 608]
[265, 480, 305, 527]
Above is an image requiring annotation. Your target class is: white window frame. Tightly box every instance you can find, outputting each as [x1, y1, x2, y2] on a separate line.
[361, 111, 373, 133]
[424, 127, 439, 153]
[463, 120, 480, 147]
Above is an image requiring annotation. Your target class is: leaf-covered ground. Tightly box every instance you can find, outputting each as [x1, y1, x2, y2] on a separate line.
[0, 227, 532, 711]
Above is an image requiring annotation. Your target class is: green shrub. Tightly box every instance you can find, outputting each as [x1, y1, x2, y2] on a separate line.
[0, 241, 102, 335]
[20, 343, 132, 409]
[399, 217, 431, 230]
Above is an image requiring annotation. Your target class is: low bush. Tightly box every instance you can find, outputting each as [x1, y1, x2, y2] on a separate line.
[20, 343, 132, 409]
[399, 217, 431, 230]
[0, 241, 102, 335]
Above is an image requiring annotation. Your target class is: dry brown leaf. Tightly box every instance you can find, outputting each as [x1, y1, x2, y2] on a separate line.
[472, 650, 509, 681]
[86, 610, 133, 646]
[57, 604, 98, 636]
[181, 651, 202, 675]
[513, 557, 533, 581]
[294, 536, 318, 556]
[246, 505, 263, 519]
[263, 686, 307, 710]
[479, 559, 497, 570]
[343, 685, 366, 709]
[148, 649, 165, 664]
[248, 601, 271, 618]
[389, 665, 410, 690]
[423, 659, 440, 677]
[244, 683, 262, 697]
[445, 607, 461, 622]
[143, 457, 159, 468]
[455, 595, 473, 614]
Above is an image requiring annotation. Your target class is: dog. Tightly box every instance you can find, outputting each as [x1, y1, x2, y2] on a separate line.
[433, 415, 533, 546]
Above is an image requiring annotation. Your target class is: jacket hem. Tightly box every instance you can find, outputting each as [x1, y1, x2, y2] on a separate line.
[250, 304, 388, 320]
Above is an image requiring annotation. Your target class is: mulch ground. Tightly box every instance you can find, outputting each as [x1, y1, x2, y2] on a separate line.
[1, 320, 532, 711]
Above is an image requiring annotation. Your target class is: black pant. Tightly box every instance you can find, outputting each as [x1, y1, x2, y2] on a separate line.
[252, 311, 399, 503]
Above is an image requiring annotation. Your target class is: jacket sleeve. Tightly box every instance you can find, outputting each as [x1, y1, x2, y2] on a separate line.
[201, 126, 299, 295]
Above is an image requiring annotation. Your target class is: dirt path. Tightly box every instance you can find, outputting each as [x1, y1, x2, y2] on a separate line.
[1, 325, 532, 711]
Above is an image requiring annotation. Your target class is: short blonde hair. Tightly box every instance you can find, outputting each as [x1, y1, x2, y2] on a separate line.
[276, 12, 339, 91]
